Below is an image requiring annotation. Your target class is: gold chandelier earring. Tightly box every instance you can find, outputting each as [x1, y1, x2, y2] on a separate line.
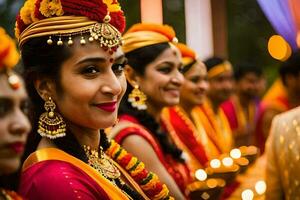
[38, 97, 66, 139]
[128, 85, 147, 110]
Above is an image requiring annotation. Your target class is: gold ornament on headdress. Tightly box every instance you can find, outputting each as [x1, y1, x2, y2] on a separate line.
[38, 97, 66, 139]
[128, 85, 147, 110]
[18, 15, 122, 50]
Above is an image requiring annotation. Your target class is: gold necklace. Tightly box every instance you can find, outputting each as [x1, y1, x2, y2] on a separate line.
[82, 145, 121, 180]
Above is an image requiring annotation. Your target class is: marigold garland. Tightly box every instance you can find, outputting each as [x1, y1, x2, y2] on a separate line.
[15, 0, 126, 40]
[106, 140, 174, 200]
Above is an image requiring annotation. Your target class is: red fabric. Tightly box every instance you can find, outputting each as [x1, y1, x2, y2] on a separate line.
[19, 160, 110, 200]
[255, 96, 290, 153]
[116, 114, 191, 193]
[221, 100, 238, 131]
[167, 107, 209, 166]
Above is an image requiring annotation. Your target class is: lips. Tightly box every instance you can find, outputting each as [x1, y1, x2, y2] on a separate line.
[9, 142, 25, 154]
[165, 88, 180, 97]
[96, 102, 117, 112]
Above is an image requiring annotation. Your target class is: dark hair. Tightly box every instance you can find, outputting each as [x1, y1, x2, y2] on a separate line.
[204, 56, 226, 71]
[181, 60, 197, 74]
[234, 62, 263, 81]
[21, 36, 88, 163]
[119, 42, 184, 162]
[21, 36, 143, 199]
[279, 50, 300, 85]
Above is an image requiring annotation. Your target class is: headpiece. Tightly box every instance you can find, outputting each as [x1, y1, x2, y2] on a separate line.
[0, 27, 21, 90]
[122, 23, 178, 53]
[207, 61, 232, 79]
[15, 0, 126, 51]
[176, 43, 198, 73]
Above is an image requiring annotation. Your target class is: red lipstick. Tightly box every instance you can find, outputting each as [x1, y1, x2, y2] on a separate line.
[96, 102, 117, 112]
[9, 142, 25, 154]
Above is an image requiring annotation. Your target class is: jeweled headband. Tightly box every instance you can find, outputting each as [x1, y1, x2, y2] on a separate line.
[0, 27, 21, 90]
[15, 0, 126, 50]
[122, 23, 178, 54]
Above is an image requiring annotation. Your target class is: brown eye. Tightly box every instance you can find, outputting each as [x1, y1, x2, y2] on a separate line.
[112, 63, 125, 76]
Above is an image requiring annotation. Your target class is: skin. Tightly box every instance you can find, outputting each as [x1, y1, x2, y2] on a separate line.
[123, 46, 185, 199]
[179, 61, 209, 118]
[0, 73, 31, 175]
[236, 72, 262, 105]
[35, 36, 127, 150]
[207, 70, 234, 113]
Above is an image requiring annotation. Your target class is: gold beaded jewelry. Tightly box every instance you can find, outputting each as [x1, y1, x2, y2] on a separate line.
[82, 145, 121, 180]
[38, 97, 66, 139]
[128, 85, 147, 110]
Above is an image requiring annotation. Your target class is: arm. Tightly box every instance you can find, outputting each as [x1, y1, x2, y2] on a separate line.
[265, 116, 284, 199]
[122, 135, 186, 199]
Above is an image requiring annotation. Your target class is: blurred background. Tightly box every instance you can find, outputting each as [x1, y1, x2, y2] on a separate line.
[0, 0, 290, 87]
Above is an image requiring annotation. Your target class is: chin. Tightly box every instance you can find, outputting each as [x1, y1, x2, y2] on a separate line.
[0, 159, 20, 175]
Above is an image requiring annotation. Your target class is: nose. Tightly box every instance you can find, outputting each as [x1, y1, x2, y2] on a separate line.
[171, 70, 184, 86]
[101, 70, 123, 96]
[198, 80, 209, 92]
[9, 109, 31, 136]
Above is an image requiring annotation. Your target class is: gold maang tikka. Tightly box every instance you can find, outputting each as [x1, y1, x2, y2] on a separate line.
[45, 13, 122, 50]
[38, 97, 66, 139]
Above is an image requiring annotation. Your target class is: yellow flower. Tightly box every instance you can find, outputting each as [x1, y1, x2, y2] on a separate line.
[103, 0, 121, 12]
[0, 27, 19, 69]
[153, 184, 169, 200]
[125, 157, 138, 170]
[131, 162, 145, 176]
[39, 0, 64, 18]
[141, 174, 159, 190]
[20, 0, 36, 25]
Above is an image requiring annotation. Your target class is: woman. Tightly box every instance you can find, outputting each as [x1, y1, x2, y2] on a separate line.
[16, 1, 172, 199]
[109, 23, 190, 199]
[161, 43, 220, 174]
[0, 27, 31, 199]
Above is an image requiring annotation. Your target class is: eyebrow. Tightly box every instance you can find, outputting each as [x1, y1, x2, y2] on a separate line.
[114, 54, 126, 63]
[76, 57, 107, 65]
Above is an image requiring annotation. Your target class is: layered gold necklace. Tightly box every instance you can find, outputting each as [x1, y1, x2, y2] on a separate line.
[82, 145, 121, 180]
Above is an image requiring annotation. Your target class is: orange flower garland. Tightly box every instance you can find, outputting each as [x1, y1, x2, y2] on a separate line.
[106, 140, 174, 200]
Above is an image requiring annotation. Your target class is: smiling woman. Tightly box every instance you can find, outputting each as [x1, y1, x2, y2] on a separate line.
[15, 0, 173, 200]
[109, 23, 191, 199]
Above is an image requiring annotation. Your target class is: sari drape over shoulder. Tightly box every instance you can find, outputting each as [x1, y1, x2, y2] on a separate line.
[19, 148, 132, 200]
[161, 106, 209, 173]
[192, 100, 233, 153]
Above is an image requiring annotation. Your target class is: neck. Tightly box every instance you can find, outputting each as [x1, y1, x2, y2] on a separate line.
[179, 101, 193, 119]
[237, 92, 253, 107]
[146, 101, 163, 123]
[207, 96, 220, 114]
[67, 121, 100, 150]
[287, 90, 300, 108]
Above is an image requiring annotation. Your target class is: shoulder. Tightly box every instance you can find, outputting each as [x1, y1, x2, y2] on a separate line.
[272, 106, 300, 127]
[19, 160, 109, 199]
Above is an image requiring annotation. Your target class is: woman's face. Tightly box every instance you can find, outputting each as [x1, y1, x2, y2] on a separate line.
[52, 40, 127, 130]
[180, 62, 209, 107]
[137, 46, 184, 109]
[0, 73, 31, 175]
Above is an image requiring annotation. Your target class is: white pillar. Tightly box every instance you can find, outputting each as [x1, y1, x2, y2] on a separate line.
[184, 0, 214, 60]
[140, 0, 163, 24]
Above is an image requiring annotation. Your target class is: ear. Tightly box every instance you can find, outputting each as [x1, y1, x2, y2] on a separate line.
[34, 78, 56, 101]
[124, 65, 140, 87]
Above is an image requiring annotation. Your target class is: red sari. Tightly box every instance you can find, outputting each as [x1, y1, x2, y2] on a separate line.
[161, 106, 209, 173]
[19, 148, 140, 200]
[110, 114, 192, 193]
